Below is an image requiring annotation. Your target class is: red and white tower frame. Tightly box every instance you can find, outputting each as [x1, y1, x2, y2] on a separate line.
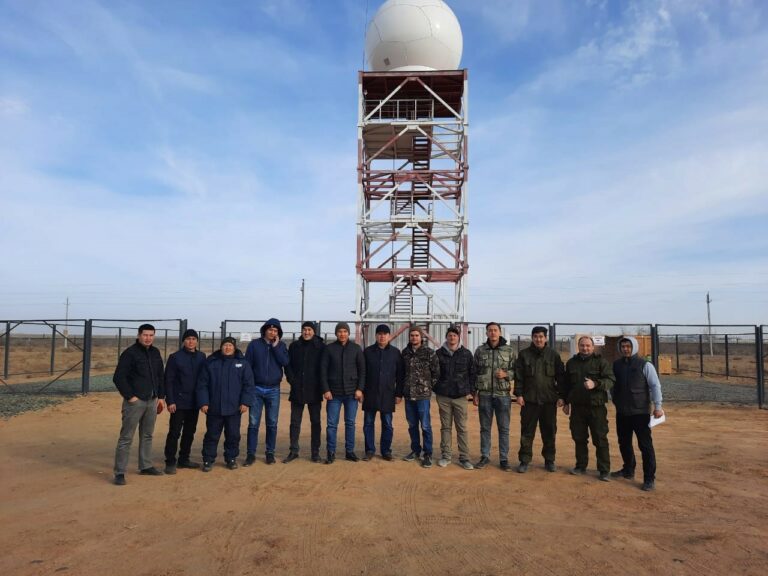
[356, 70, 469, 339]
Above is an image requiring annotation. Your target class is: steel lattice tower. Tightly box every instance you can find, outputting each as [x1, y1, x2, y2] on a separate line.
[356, 70, 469, 341]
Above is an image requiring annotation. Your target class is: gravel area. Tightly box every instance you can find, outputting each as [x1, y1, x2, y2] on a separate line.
[659, 376, 758, 404]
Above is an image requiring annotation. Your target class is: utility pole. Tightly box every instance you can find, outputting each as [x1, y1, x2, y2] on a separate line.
[300, 279, 305, 323]
[64, 296, 70, 349]
[706, 292, 713, 356]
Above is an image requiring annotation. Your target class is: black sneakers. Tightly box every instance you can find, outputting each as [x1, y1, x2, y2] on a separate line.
[475, 456, 490, 469]
[516, 462, 529, 474]
[544, 461, 557, 473]
[610, 469, 635, 479]
[642, 480, 656, 491]
[139, 467, 163, 476]
[421, 455, 432, 468]
[265, 453, 276, 465]
[403, 451, 419, 462]
[500, 460, 512, 472]
[598, 472, 611, 482]
[177, 461, 201, 469]
[283, 452, 299, 464]
[345, 452, 360, 462]
[226, 460, 238, 470]
[325, 452, 336, 464]
[202, 462, 213, 472]
[114, 474, 126, 486]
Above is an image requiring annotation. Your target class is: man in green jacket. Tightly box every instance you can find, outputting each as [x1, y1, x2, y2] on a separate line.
[514, 326, 565, 473]
[562, 335, 615, 481]
[473, 322, 516, 471]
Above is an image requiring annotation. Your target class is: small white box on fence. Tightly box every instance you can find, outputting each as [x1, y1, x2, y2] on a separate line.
[240, 333, 251, 342]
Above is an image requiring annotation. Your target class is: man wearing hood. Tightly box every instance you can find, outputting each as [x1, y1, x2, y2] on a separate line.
[401, 326, 440, 468]
[473, 322, 517, 471]
[362, 324, 404, 462]
[320, 321, 365, 463]
[434, 325, 476, 470]
[197, 337, 255, 471]
[562, 336, 615, 481]
[514, 326, 565, 473]
[163, 328, 206, 474]
[284, 321, 326, 463]
[611, 336, 664, 491]
[244, 318, 290, 466]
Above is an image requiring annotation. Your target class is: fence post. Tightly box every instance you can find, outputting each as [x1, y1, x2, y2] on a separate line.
[651, 325, 659, 368]
[724, 334, 730, 379]
[50, 324, 57, 375]
[674, 335, 680, 373]
[82, 320, 93, 395]
[756, 326, 764, 409]
[178, 319, 187, 348]
[164, 329, 169, 360]
[220, 321, 227, 340]
[699, 334, 704, 376]
[3, 322, 10, 380]
[117, 327, 122, 364]
[550, 324, 557, 350]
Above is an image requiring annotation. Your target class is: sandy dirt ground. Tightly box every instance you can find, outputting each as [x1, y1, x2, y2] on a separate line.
[1, 394, 766, 576]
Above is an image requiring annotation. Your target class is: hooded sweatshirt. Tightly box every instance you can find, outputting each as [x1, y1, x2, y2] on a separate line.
[611, 336, 663, 415]
[245, 318, 290, 388]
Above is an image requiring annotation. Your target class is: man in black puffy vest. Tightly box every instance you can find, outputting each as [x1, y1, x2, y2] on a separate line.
[611, 336, 664, 491]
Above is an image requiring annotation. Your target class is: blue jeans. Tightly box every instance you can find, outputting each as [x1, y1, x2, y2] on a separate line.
[405, 399, 433, 456]
[363, 411, 394, 455]
[247, 386, 280, 455]
[478, 394, 511, 461]
[326, 395, 358, 454]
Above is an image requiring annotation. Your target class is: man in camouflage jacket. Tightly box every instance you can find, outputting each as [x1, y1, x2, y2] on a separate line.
[401, 326, 440, 468]
[473, 322, 516, 471]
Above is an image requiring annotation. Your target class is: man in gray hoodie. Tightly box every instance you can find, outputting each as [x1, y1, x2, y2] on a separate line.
[611, 336, 664, 491]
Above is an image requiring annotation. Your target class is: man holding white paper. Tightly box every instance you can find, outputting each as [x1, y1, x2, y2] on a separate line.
[611, 336, 663, 492]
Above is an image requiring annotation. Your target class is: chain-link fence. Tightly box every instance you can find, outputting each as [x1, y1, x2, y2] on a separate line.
[2, 318, 765, 408]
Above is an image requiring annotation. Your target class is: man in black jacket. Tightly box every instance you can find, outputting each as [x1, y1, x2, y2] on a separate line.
[362, 324, 404, 461]
[163, 329, 206, 474]
[284, 321, 326, 463]
[434, 325, 476, 470]
[112, 324, 166, 485]
[320, 322, 365, 464]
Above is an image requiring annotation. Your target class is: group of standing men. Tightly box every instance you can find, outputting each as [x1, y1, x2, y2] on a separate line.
[112, 321, 663, 492]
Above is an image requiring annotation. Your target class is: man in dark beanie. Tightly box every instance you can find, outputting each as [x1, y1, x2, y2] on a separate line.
[163, 328, 206, 474]
[320, 321, 365, 463]
[284, 321, 326, 463]
[362, 324, 404, 461]
[197, 336, 255, 472]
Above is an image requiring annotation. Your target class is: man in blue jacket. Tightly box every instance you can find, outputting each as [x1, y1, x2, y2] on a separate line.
[244, 318, 289, 465]
[197, 337, 255, 471]
[163, 329, 206, 474]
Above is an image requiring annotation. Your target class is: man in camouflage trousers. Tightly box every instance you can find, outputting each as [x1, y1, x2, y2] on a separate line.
[514, 326, 565, 473]
[473, 322, 516, 471]
[562, 335, 615, 481]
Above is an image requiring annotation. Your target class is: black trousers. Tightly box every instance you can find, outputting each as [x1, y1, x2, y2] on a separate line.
[518, 401, 557, 464]
[164, 408, 199, 465]
[202, 413, 241, 463]
[289, 401, 322, 456]
[616, 413, 656, 482]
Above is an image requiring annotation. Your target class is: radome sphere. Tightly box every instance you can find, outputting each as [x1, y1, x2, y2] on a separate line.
[365, 0, 463, 72]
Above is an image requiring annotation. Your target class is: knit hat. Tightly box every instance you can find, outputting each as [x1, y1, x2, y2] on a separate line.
[375, 324, 391, 334]
[302, 321, 317, 332]
[182, 328, 199, 340]
[446, 325, 461, 337]
[335, 321, 351, 334]
[221, 336, 237, 348]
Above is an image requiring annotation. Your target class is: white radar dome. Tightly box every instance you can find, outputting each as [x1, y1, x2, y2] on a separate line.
[365, 0, 463, 72]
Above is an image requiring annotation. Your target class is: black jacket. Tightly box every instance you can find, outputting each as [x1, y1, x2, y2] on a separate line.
[113, 341, 165, 401]
[434, 344, 476, 399]
[286, 335, 326, 404]
[320, 340, 366, 397]
[164, 348, 206, 410]
[362, 343, 404, 413]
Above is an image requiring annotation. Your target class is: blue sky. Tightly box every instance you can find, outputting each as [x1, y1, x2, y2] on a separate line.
[1, 0, 766, 330]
